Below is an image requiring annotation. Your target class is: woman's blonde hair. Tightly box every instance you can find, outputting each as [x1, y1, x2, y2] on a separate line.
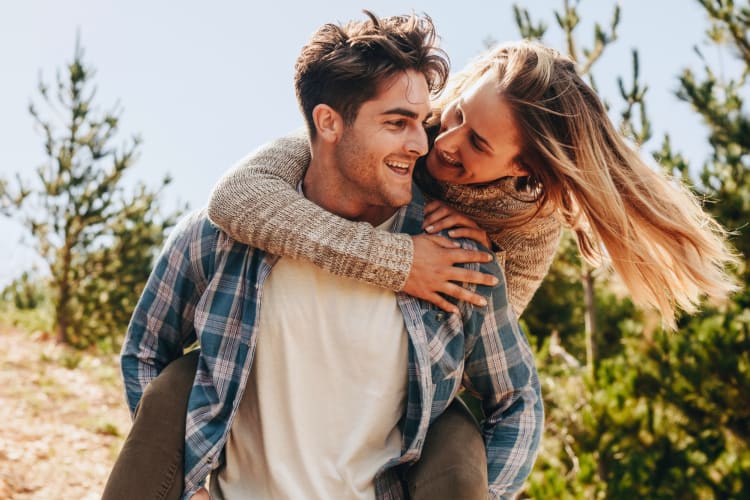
[436, 40, 739, 328]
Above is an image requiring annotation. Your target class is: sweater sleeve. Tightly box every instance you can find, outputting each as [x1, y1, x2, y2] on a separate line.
[207, 129, 413, 291]
[490, 212, 562, 318]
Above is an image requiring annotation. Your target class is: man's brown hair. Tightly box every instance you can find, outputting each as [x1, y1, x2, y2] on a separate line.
[294, 10, 449, 137]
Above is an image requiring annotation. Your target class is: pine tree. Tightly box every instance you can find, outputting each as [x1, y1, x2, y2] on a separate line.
[1, 39, 182, 349]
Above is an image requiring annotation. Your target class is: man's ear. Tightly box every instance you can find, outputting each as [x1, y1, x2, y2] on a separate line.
[312, 104, 344, 143]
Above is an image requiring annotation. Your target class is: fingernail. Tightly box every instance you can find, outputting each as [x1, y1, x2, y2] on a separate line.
[491, 276, 499, 285]
[448, 230, 456, 237]
[425, 225, 434, 233]
[478, 298, 487, 307]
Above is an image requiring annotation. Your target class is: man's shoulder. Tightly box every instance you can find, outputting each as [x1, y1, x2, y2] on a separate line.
[174, 208, 262, 256]
[160, 209, 224, 259]
[171, 209, 217, 239]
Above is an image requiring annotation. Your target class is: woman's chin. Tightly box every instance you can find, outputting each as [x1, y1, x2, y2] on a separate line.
[426, 158, 461, 184]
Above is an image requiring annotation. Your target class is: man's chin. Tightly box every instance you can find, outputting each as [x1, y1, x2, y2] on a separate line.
[390, 190, 413, 208]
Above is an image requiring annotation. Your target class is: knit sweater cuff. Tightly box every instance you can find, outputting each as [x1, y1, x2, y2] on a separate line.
[363, 231, 413, 291]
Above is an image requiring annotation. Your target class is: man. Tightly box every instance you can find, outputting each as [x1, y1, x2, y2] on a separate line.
[110, 11, 542, 499]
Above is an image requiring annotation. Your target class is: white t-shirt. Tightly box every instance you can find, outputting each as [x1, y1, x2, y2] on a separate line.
[212, 216, 408, 500]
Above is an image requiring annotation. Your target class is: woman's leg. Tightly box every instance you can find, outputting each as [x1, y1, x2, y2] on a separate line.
[406, 397, 488, 500]
[101, 350, 199, 500]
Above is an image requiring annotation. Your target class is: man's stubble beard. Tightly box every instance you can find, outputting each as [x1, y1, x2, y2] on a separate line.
[335, 132, 412, 210]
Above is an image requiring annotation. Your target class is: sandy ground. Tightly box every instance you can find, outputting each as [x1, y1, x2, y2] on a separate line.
[0, 327, 131, 499]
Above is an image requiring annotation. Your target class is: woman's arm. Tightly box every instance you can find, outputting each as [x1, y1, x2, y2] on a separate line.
[207, 129, 497, 309]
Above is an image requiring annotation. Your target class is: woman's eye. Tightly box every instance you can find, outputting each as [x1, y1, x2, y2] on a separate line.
[470, 134, 484, 152]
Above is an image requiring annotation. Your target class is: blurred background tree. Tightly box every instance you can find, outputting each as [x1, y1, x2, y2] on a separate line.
[0, 39, 182, 351]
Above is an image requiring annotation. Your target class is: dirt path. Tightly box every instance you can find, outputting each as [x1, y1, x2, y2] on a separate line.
[0, 328, 131, 499]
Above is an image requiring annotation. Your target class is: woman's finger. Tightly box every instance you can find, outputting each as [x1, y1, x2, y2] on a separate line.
[427, 234, 461, 249]
[423, 199, 448, 217]
[423, 292, 460, 315]
[447, 227, 492, 249]
[445, 266, 499, 287]
[422, 205, 455, 229]
[440, 282, 489, 308]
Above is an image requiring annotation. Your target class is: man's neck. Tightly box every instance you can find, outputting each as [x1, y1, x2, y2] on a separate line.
[302, 162, 398, 227]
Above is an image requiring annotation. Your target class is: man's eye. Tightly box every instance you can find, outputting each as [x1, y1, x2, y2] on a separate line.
[387, 120, 406, 128]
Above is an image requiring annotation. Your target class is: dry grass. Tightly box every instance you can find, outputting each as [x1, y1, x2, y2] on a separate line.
[0, 327, 131, 499]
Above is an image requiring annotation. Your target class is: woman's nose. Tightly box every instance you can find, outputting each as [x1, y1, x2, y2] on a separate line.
[435, 122, 461, 152]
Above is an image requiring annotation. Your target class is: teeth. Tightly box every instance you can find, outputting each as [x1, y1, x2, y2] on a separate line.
[385, 160, 410, 170]
[438, 150, 461, 166]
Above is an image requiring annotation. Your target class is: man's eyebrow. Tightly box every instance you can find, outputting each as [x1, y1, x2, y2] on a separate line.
[380, 107, 421, 119]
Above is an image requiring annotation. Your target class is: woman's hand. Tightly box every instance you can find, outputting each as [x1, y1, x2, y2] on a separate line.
[404, 233, 499, 314]
[423, 200, 492, 249]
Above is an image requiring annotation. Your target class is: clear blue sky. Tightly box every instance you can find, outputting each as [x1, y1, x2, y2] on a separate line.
[0, 0, 728, 287]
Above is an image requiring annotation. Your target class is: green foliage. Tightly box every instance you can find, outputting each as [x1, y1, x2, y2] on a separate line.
[0, 299, 54, 335]
[1, 271, 47, 310]
[530, 315, 750, 499]
[618, 50, 652, 146]
[59, 349, 83, 370]
[1, 38, 182, 350]
[515, 1, 750, 498]
[514, 0, 620, 77]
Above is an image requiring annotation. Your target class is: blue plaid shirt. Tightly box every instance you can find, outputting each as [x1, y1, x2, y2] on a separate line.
[121, 186, 543, 500]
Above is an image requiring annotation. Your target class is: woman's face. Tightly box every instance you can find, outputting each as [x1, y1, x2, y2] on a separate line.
[425, 71, 528, 185]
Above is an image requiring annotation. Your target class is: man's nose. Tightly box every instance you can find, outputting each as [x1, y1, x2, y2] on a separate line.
[407, 126, 429, 157]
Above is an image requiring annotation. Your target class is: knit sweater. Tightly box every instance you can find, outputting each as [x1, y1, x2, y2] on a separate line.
[207, 129, 562, 317]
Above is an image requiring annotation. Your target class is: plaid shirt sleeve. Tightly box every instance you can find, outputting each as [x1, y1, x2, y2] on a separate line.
[120, 210, 216, 416]
[460, 249, 544, 499]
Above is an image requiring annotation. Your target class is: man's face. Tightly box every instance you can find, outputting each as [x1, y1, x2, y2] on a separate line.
[333, 70, 431, 220]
